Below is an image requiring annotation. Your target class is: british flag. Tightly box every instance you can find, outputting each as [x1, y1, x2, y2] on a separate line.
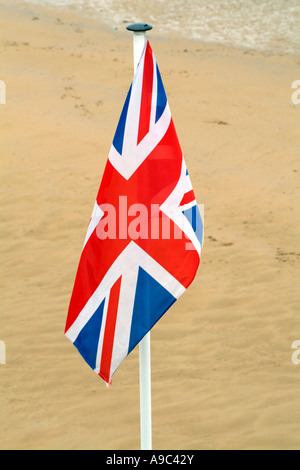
[65, 40, 203, 384]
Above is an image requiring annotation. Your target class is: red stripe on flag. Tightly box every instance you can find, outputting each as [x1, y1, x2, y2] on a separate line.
[99, 276, 122, 382]
[137, 43, 154, 145]
[179, 189, 195, 207]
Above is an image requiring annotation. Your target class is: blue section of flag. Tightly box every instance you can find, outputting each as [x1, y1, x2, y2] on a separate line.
[155, 64, 167, 123]
[113, 84, 132, 155]
[128, 267, 176, 354]
[74, 299, 105, 370]
[183, 204, 203, 246]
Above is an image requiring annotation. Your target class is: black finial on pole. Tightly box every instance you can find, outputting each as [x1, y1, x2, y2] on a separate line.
[126, 23, 153, 32]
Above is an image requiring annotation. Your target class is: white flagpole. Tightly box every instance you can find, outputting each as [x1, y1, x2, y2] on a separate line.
[126, 22, 153, 451]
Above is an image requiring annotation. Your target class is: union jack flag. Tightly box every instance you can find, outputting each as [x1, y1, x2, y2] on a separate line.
[65, 40, 203, 384]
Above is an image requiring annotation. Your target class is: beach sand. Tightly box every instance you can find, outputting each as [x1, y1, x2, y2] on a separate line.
[0, 1, 299, 450]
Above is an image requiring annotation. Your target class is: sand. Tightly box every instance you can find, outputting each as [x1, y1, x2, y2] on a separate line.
[0, 1, 299, 450]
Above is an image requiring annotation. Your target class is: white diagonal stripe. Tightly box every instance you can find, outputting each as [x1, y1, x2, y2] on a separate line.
[160, 158, 201, 255]
[109, 263, 140, 379]
[94, 294, 109, 374]
[108, 104, 171, 180]
[121, 51, 145, 165]
[83, 201, 104, 248]
[65, 242, 185, 346]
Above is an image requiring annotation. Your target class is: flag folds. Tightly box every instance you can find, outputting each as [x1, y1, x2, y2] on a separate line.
[65, 40, 203, 384]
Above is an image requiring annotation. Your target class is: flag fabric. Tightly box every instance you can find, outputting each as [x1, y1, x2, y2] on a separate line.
[65, 39, 203, 385]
